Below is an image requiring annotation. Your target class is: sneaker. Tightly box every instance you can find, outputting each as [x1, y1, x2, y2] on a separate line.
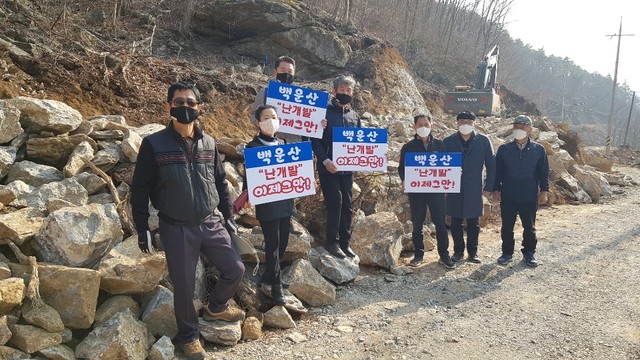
[408, 256, 423, 267]
[467, 253, 482, 263]
[182, 338, 205, 360]
[203, 304, 245, 322]
[451, 252, 464, 262]
[523, 252, 539, 267]
[438, 257, 455, 269]
[497, 254, 513, 265]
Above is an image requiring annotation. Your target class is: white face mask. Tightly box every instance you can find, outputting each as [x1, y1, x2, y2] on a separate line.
[458, 124, 474, 135]
[259, 119, 280, 136]
[416, 127, 431, 138]
[513, 129, 528, 140]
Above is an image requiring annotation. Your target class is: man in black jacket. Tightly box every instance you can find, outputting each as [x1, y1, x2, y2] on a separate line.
[399, 114, 453, 268]
[130, 81, 245, 360]
[312, 75, 361, 259]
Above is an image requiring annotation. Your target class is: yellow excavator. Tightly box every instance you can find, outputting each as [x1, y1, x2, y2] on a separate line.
[444, 45, 501, 116]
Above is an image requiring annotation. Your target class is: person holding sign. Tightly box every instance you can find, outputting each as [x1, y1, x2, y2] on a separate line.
[251, 56, 302, 145]
[493, 115, 549, 267]
[443, 111, 496, 264]
[399, 114, 454, 268]
[312, 75, 361, 259]
[243, 105, 294, 306]
[130, 81, 245, 360]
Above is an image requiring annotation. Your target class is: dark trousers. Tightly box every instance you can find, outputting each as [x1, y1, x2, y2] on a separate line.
[319, 172, 353, 246]
[259, 217, 290, 286]
[408, 193, 450, 259]
[500, 200, 538, 255]
[159, 214, 245, 344]
[450, 217, 480, 255]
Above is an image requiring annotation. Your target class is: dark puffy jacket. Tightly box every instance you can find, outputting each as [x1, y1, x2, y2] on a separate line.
[130, 122, 232, 232]
[311, 100, 361, 175]
[494, 139, 550, 202]
[244, 134, 294, 221]
[398, 134, 447, 181]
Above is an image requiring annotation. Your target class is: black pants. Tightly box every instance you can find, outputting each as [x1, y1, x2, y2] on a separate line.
[259, 217, 290, 286]
[319, 172, 353, 246]
[408, 193, 449, 259]
[450, 217, 480, 255]
[159, 215, 245, 344]
[500, 200, 538, 255]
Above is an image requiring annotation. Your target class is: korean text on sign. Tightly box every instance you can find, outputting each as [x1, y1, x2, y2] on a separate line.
[332, 127, 388, 172]
[403, 152, 462, 193]
[265, 81, 329, 140]
[244, 141, 316, 205]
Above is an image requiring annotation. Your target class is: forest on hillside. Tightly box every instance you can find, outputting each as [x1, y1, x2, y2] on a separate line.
[304, 0, 640, 149]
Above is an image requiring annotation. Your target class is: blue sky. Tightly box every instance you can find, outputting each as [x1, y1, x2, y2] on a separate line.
[506, 0, 640, 92]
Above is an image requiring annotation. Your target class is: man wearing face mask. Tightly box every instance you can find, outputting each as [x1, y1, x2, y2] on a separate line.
[399, 114, 453, 268]
[131, 81, 245, 360]
[312, 75, 361, 259]
[443, 111, 496, 264]
[493, 115, 549, 267]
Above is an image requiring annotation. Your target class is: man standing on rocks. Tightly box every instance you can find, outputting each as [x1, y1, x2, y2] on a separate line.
[399, 114, 452, 267]
[493, 115, 549, 267]
[312, 75, 361, 259]
[443, 111, 495, 265]
[130, 81, 245, 360]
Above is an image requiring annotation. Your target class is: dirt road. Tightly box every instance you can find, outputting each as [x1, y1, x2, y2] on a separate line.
[204, 165, 640, 360]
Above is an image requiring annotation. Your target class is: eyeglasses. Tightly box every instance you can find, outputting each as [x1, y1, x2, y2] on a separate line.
[170, 98, 199, 107]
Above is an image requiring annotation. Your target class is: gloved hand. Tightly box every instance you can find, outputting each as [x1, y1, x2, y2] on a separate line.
[225, 218, 238, 234]
[137, 230, 157, 254]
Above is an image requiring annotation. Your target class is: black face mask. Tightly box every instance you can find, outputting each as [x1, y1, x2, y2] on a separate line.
[170, 106, 199, 124]
[276, 72, 294, 84]
[335, 93, 352, 105]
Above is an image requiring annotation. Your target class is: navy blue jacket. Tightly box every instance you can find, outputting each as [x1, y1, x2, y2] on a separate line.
[398, 134, 446, 181]
[130, 122, 233, 232]
[494, 139, 550, 202]
[311, 100, 361, 175]
[443, 131, 495, 218]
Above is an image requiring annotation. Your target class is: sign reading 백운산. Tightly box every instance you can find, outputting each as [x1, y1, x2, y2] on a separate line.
[404, 152, 462, 193]
[244, 141, 316, 205]
[332, 127, 388, 172]
[265, 81, 329, 139]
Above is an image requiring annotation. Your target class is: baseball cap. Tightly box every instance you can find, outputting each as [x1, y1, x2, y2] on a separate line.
[512, 115, 532, 126]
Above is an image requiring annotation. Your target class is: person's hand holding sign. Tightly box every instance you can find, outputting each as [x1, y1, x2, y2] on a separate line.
[324, 160, 338, 173]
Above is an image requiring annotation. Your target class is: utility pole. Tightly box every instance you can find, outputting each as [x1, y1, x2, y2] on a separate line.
[605, 18, 635, 154]
[623, 91, 636, 147]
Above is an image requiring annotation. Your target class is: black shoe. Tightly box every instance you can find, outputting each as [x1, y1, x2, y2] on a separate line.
[408, 255, 423, 267]
[271, 284, 286, 306]
[325, 243, 346, 259]
[451, 252, 464, 262]
[522, 252, 539, 267]
[438, 257, 455, 269]
[467, 253, 481, 263]
[497, 253, 513, 265]
[340, 245, 357, 258]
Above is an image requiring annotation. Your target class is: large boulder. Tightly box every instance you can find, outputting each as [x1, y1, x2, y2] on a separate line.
[21, 300, 65, 333]
[9, 264, 101, 329]
[5, 97, 82, 134]
[0, 316, 11, 345]
[63, 141, 95, 177]
[0, 146, 17, 179]
[351, 211, 404, 269]
[281, 259, 336, 306]
[34, 203, 123, 267]
[37, 344, 77, 360]
[148, 336, 175, 360]
[569, 165, 612, 203]
[75, 309, 148, 360]
[141, 286, 177, 339]
[26, 134, 97, 169]
[582, 147, 613, 172]
[198, 318, 242, 346]
[6, 160, 64, 187]
[97, 236, 166, 295]
[191, 0, 350, 79]
[121, 129, 142, 163]
[0, 277, 25, 312]
[7, 324, 62, 354]
[556, 172, 591, 203]
[0, 207, 45, 246]
[94, 295, 141, 327]
[308, 247, 359, 284]
[0, 106, 24, 143]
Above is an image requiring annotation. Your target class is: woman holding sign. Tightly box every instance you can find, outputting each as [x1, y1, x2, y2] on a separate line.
[399, 114, 454, 268]
[243, 105, 295, 307]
